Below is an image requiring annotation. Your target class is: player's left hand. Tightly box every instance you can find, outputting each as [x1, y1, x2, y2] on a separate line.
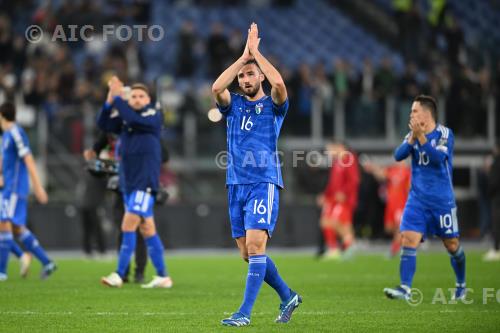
[248, 22, 261, 55]
[34, 186, 49, 204]
[335, 192, 346, 203]
[241, 35, 253, 62]
[108, 76, 124, 98]
[409, 118, 423, 137]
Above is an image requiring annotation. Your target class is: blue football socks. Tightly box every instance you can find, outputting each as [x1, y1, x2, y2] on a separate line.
[0, 232, 13, 275]
[19, 230, 51, 266]
[145, 234, 167, 277]
[264, 256, 291, 303]
[400, 247, 417, 288]
[10, 240, 23, 258]
[448, 245, 466, 285]
[238, 255, 267, 317]
[117, 231, 136, 278]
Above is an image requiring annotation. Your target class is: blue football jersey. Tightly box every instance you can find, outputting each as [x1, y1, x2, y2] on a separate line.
[394, 124, 455, 209]
[218, 93, 288, 188]
[2, 125, 31, 198]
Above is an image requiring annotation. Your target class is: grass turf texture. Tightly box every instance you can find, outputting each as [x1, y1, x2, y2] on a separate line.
[1, 251, 499, 332]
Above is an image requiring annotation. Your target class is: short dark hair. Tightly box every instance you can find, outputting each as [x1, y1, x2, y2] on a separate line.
[414, 94, 437, 121]
[131, 83, 150, 96]
[243, 59, 262, 73]
[0, 101, 16, 122]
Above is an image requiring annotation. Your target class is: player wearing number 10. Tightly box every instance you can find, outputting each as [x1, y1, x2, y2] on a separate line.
[211, 23, 301, 327]
[384, 95, 467, 301]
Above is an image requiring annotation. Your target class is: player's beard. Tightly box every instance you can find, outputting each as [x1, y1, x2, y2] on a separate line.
[131, 103, 145, 110]
[243, 83, 261, 98]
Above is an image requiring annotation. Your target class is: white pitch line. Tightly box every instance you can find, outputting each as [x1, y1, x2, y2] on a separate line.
[2, 309, 499, 317]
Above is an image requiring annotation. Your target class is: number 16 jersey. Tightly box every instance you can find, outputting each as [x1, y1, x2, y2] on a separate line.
[217, 92, 289, 189]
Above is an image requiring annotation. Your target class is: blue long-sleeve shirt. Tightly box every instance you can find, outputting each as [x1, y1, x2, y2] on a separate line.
[393, 125, 456, 208]
[97, 96, 163, 194]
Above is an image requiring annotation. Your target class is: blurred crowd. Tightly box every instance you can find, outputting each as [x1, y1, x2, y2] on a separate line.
[0, 0, 498, 153]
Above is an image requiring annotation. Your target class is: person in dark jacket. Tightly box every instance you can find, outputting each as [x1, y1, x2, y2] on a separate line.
[98, 77, 173, 288]
[485, 145, 500, 261]
[83, 131, 147, 283]
[77, 156, 107, 258]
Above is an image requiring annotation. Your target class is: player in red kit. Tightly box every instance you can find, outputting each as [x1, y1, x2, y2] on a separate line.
[318, 141, 360, 260]
[378, 161, 411, 257]
[366, 160, 411, 257]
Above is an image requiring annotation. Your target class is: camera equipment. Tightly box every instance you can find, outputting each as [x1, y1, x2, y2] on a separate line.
[86, 159, 119, 178]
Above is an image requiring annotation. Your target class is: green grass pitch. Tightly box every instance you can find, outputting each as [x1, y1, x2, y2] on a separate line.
[1, 251, 499, 332]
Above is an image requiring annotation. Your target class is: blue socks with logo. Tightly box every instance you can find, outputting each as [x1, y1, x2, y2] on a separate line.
[238, 255, 267, 317]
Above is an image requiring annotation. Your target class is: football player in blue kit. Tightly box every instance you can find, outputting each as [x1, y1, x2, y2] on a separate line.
[212, 23, 301, 327]
[384, 95, 466, 301]
[0, 102, 55, 281]
[98, 77, 172, 289]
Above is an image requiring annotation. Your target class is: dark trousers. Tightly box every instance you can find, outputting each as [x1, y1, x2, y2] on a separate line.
[114, 192, 147, 278]
[492, 204, 500, 251]
[81, 207, 106, 255]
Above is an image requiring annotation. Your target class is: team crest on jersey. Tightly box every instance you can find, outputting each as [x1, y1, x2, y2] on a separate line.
[431, 139, 436, 147]
[255, 103, 263, 114]
[141, 108, 157, 117]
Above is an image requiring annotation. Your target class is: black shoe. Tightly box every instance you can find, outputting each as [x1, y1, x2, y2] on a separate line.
[134, 273, 144, 284]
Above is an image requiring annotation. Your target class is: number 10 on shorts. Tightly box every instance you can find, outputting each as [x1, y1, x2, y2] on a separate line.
[439, 208, 458, 232]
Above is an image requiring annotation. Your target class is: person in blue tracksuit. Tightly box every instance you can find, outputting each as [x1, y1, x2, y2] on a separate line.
[98, 77, 172, 289]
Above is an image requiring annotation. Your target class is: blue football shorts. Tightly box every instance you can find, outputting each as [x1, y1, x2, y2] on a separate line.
[0, 192, 28, 226]
[227, 182, 280, 238]
[400, 198, 459, 240]
[123, 190, 154, 218]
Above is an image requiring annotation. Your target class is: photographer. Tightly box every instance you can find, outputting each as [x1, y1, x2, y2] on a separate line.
[83, 131, 148, 282]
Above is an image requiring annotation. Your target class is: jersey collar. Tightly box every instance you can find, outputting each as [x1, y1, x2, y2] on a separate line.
[243, 94, 269, 104]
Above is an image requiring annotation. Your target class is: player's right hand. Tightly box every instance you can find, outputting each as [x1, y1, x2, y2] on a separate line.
[407, 130, 416, 144]
[316, 194, 324, 207]
[34, 186, 49, 204]
[240, 31, 253, 62]
[247, 23, 261, 55]
[107, 76, 124, 99]
[83, 149, 96, 161]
